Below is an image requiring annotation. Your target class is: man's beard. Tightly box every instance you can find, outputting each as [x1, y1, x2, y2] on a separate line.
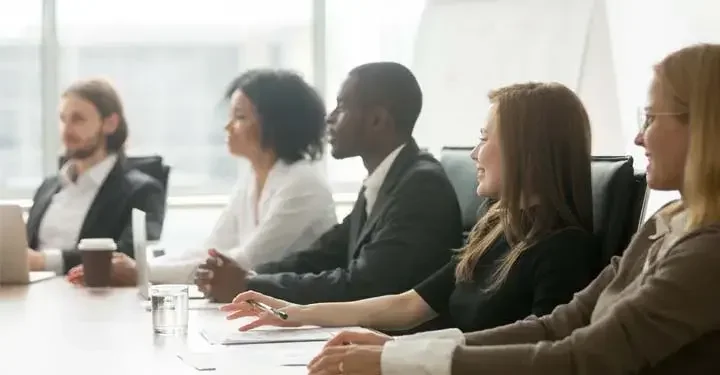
[65, 131, 103, 160]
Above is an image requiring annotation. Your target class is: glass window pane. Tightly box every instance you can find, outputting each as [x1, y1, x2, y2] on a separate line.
[0, 1, 42, 199]
[325, 0, 426, 194]
[57, 0, 314, 196]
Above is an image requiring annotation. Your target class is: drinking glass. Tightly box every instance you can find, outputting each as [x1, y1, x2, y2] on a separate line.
[150, 284, 189, 335]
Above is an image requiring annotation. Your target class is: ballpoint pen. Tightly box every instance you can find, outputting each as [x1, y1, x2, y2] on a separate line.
[246, 299, 289, 320]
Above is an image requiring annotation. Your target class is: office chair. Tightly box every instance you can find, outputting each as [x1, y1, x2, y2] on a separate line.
[439, 148, 648, 267]
[590, 156, 648, 266]
[439, 147, 490, 242]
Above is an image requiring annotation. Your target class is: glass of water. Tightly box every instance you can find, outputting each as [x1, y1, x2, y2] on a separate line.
[150, 284, 189, 335]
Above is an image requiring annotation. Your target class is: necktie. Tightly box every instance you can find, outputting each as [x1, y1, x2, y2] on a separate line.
[356, 187, 368, 228]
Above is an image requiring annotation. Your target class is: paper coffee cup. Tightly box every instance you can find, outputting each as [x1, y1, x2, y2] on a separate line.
[78, 238, 117, 287]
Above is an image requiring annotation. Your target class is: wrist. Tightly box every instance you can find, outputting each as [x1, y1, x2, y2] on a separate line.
[291, 304, 315, 325]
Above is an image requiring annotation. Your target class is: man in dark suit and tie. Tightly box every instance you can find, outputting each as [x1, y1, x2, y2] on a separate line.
[196, 62, 463, 305]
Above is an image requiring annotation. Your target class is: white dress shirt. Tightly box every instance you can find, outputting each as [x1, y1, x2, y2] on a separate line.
[38, 154, 119, 274]
[363, 144, 405, 216]
[149, 159, 337, 284]
[382, 328, 465, 375]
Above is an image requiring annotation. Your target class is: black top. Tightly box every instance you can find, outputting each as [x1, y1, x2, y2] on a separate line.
[247, 139, 463, 304]
[415, 227, 598, 332]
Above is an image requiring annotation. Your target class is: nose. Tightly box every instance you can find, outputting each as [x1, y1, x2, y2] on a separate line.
[634, 130, 644, 147]
[470, 144, 480, 161]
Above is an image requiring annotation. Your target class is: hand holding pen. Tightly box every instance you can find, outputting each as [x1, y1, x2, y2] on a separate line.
[220, 290, 304, 331]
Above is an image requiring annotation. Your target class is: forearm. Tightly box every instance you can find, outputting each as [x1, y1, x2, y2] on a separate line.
[295, 291, 436, 331]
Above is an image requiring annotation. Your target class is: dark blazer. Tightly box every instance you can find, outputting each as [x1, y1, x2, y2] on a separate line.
[26, 157, 166, 273]
[248, 139, 464, 304]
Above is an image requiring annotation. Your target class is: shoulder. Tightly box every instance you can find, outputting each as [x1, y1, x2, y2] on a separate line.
[670, 224, 720, 258]
[36, 175, 61, 192]
[276, 160, 332, 195]
[407, 152, 447, 176]
[398, 153, 453, 189]
[31, 175, 61, 202]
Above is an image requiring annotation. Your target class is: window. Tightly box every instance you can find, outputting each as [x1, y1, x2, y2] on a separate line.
[57, 0, 314, 196]
[324, 0, 427, 194]
[0, 1, 42, 199]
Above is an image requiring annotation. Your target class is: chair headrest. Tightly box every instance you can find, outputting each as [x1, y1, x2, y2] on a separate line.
[590, 156, 640, 263]
[439, 147, 487, 232]
[438, 149, 647, 263]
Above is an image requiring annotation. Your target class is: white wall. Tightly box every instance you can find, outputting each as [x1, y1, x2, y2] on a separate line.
[161, 0, 720, 251]
[411, 0, 720, 220]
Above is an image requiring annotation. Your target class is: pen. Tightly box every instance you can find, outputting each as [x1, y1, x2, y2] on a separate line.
[247, 299, 289, 320]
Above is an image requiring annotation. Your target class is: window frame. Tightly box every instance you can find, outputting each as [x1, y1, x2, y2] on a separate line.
[0, 0, 338, 207]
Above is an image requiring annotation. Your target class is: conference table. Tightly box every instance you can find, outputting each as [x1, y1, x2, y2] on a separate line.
[0, 278, 323, 374]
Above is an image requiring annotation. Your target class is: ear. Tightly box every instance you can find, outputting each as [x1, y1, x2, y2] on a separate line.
[368, 107, 391, 131]
[102, 113, 120, 135]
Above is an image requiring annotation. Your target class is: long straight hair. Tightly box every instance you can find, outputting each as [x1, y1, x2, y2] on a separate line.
[455, 83, 594, 288]
[654, 44, 720, 230]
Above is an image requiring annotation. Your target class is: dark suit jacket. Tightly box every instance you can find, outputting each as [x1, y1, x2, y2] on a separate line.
[248, 140, 463, 304]
[26, 157, 166, 273]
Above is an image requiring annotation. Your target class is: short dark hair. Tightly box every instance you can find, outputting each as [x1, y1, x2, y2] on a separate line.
[225, 70, 326, 163]
[348, 62, 422, 136]
[62, 78, 128, 153]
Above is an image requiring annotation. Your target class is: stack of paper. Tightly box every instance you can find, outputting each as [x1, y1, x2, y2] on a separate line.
[200, 325, 361, 345]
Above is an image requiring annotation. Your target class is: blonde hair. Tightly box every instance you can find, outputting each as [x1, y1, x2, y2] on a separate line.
[455, 83, 593, 287]
[654, 44, 720, 229]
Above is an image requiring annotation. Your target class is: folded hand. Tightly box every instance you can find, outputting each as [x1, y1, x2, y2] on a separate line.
[194, 249, 249, 303]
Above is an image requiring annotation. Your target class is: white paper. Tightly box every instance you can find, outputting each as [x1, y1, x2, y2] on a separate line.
[200, 325, 360, 345]
[177, 341, 324, 371]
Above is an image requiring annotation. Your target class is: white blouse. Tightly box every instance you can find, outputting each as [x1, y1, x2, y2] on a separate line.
[149, 159, 337, 284]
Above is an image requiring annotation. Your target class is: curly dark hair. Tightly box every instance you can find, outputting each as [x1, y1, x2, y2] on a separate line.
[225, 69, 326, 163]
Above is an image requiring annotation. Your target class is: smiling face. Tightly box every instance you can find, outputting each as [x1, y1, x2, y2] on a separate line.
[470, 106, 502, 198]
[634, 78, 690, 191]
[225, 89, 262, 158]
[59, 94, 115, 160]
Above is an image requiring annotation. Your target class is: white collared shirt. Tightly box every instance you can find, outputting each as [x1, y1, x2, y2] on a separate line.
[149, 159, 338, 284]
[38, 154, 119, 274]
[381, 328, 465, 375]
[363, 144, 405, 216]
[642, 209, 687, 273]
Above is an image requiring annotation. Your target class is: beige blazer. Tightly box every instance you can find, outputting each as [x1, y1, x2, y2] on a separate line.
[452, 202, 720, 374]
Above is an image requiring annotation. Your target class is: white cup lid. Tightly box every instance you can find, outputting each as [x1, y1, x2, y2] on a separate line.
[78, 238, 117, 251]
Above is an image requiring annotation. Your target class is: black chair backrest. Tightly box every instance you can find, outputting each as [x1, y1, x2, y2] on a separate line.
[438, 148, 648, 265]
[590, 156, 645, 265]
[439, 147, 489, 239]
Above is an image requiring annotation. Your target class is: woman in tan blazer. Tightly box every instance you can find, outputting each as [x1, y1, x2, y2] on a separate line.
[306, 43, 720, 375]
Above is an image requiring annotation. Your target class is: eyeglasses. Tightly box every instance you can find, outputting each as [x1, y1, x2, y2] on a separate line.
[637, 107, 687, 132]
